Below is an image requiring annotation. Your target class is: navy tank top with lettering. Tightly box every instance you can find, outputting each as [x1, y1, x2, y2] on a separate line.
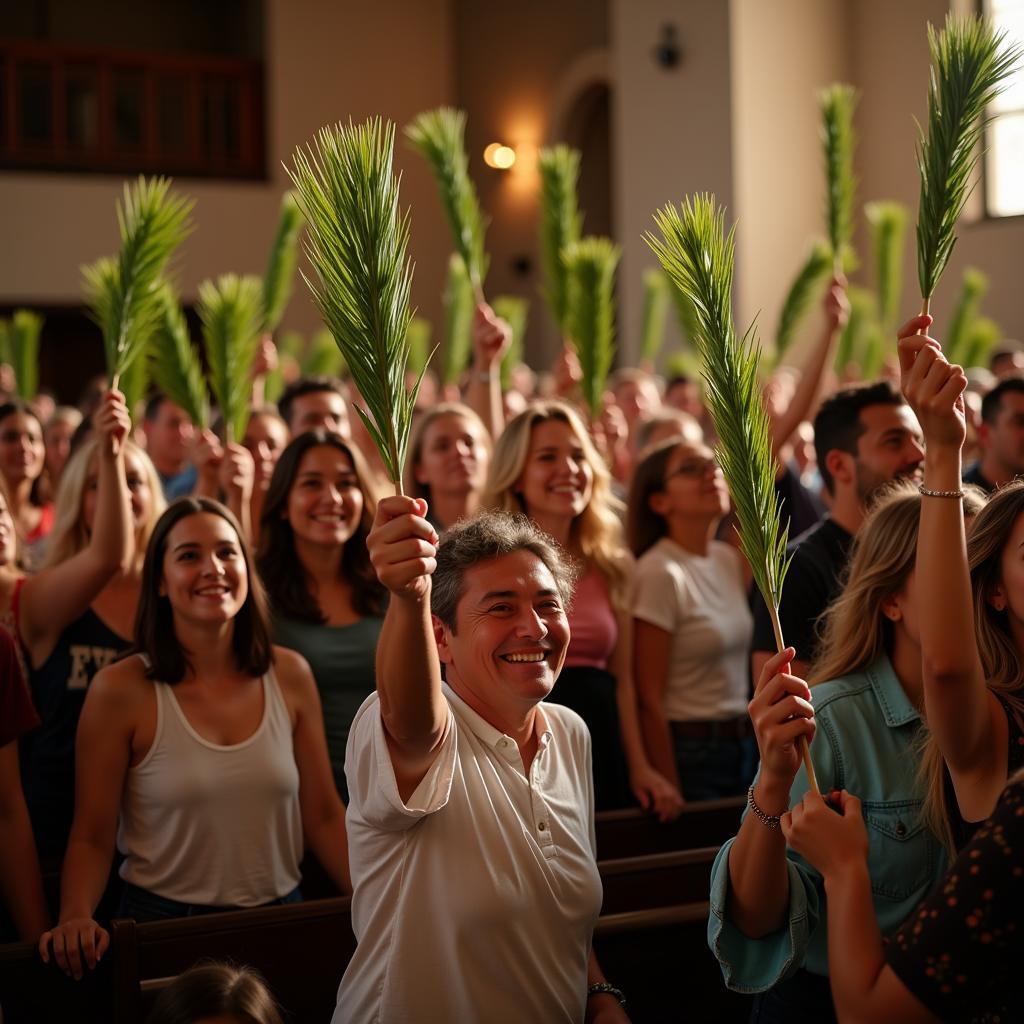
[20, 608, 130, 857]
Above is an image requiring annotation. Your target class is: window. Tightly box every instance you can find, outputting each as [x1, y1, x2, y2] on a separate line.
[984, 0, 1024, 217]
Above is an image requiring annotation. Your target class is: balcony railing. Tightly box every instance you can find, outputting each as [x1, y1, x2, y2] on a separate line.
[0, 38, 264, 179]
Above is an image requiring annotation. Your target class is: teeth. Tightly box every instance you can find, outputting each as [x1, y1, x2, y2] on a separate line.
[504, 652, 546, 663]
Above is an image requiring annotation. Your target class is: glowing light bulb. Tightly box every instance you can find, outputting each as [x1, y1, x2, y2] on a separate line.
[483, 143, 517, 170]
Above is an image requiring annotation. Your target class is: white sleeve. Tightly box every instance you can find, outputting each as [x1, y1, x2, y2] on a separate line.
[344, 693, 457, 832]
[632, 553, 683, 633]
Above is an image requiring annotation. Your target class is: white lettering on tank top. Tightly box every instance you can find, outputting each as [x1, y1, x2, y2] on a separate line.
[67, 645, 118, 690]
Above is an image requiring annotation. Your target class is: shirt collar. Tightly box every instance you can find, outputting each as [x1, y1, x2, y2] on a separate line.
[442, 683, 552, 763]
[866, 654, 920, 728]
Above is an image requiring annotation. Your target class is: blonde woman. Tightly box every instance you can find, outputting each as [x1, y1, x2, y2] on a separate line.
[14, 394, 165, 860]
[482, 400, 682, 818]
[709, 483, 981, 1022]
[898, 316, 1024, 853]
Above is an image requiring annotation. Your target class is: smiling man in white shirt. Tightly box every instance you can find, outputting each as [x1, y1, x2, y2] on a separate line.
[335, 499, 629, 1024]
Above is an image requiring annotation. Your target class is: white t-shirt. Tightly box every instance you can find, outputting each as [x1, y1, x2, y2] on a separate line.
[632, 537, 753, 722]
[335, 684, 603, 1024]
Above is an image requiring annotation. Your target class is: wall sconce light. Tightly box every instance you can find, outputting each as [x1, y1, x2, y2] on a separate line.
[483, 143, 517, 170]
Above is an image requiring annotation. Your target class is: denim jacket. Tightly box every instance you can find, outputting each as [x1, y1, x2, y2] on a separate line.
[707, 654, 948, 992]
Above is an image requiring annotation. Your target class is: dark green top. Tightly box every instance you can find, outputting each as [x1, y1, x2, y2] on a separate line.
[272, 615, 383, 801]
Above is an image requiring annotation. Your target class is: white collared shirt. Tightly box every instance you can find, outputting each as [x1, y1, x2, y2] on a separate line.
[335, 683, 603, 1024]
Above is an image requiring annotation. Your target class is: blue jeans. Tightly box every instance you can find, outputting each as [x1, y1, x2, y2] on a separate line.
[673, 733, 757, 802]
[118, 882, 302, 922]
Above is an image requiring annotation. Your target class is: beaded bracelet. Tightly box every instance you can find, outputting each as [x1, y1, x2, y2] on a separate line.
[919, 484, 964, 499]
[588, 983, 626, 1006]
[747, 785, 782, 830]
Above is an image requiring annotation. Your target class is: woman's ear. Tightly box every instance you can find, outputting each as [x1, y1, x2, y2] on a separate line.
[880, 593, 902, 623]
[988, 584, 1008, 613]
[648, 490, 670, 517]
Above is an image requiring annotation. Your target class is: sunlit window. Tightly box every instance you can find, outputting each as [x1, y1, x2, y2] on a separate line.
[985, 0, 1024, 217]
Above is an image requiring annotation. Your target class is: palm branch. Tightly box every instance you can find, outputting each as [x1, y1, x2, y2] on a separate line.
[639, 269, 671, 366]
[668, 278, 700, 352]
[819, 85, 858, 275]
[405, 107, 488, 300]
[304, 328, 347, 378]
[442, 253, 474, 386]
[944, 267, 988, 366]
[774, 239, 832, 363]
[262, 191, 304, 332]
[834, 285, 875, 376]
[492, 295, 529, 390]
[198, 274, 264, 443]
[962, 315, 1001, 369]
[916, 14, 1022, 310]
[538, 145, 583, 336]
[119, 346, 149, 419]
[264, 330, 304, 405]
[83, 176, 193, 389]
[289, 117, 421, 491]
[865, 201, 908, 333]
[150, 284, 209, 427]
[646, 193, 819, 793]
[406, 317, 433, 379]
[564, 237, 620, 421]
[9, 310, 43, 399]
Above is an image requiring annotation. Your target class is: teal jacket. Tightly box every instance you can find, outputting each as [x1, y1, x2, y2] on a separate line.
[707, 654, 948, 992]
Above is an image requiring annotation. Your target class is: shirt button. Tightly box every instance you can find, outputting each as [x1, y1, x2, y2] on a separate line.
[895, 822, 907, 838]
[538, 822, 547, 832]
[498, 738, 509, 748]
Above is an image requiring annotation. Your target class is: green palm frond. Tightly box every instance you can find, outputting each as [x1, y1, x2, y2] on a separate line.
[264, 330, 304, 405]
[304, 328, 346, 378]
[442, 253, 474, 386]
[774, 239, 833, 362]
[538, 145, 583, 335]
[916, 14, 1022, 305]
[493, 295, 529, 390]
[639, 269, 671, 366]
[865, 201, 908, 333]
[83, 176, 193, 387]
[9, 310, 43, 399]
[834, 285, 876, 376]
[564, 236, 620, 421]
[820, 85, 858, 273]
[645, 195, 789, 612]
[119, 346, 150, 420]
[151, 284, 209, 427]
[668, 278, 700, 352]
[198, 274, 263, 442]
[962, 315, 1002, 369]
[406, 107, 489, 299]
[262, 191, 304, 332]
[289, 117, 421, 490]
[945, 267, 989, 366]
[860, 322, 886, 379]
[406, 317, 433, 378]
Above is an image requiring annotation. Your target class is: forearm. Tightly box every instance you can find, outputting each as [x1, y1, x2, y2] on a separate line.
[0, 801, 48, 939]
[57, 835, 114, 921]
[725, 777, 792, 936]
[225, 488, 253, 545]
[305, 809, 351, 894]
[771, 317, 838, 459]
[466, 364, 503, 441]
[94, 451, 132, 571]
[637, 704, 679, 787]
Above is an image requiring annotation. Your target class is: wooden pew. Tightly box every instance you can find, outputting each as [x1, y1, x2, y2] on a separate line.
[598, 846, 718, 916]
[109, 896, 354, 1024]
[595, 796, 745, 861]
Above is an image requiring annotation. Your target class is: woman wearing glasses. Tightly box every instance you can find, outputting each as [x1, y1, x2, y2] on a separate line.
[627, 438, 755, 800]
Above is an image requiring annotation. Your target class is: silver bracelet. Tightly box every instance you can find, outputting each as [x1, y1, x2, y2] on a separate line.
[747, 785, 782, 830]
[919, 484, 964, 499]
[588, 983, 626, 1006]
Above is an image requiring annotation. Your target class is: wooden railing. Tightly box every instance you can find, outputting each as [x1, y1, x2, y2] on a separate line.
[0, 38, 264, 178]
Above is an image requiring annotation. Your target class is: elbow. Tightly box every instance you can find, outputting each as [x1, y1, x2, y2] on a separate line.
[921, 654, 973, 691]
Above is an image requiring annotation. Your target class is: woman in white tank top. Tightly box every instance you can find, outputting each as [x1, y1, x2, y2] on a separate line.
[38, 497, 350, 979]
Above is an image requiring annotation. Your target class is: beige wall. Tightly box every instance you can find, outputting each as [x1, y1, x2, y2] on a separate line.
[0, 0, 456, 340]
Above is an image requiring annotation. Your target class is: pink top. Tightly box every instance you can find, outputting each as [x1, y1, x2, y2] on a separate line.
[564, 566, 617, 670]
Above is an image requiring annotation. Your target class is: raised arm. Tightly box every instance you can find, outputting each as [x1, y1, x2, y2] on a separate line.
[218, 442, 256, 545]
[19, 392, 132, 669]
[366, 495, 446, 801]
[898, 316, 1008, 822]
[464, 303, 511, 441]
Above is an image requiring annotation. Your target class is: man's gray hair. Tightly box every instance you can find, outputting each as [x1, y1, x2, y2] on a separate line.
[432, 512, 577, 632]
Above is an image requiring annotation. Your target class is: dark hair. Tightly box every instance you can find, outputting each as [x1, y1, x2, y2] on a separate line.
[980, 377, 1024, 425]
[813, 380, 904, 495]
[144, 392, 169, 422]
[432, 511, 577, 633]
[257, 431, 385, 622]
[0, 400, 46, 506]
[136, 498, 273, 683]
[145, 962, 283, 1024]
[277, 377, 345, 431]
[626, 438, 681, 556]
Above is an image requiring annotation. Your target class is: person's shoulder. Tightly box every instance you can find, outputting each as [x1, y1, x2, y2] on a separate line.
[809, 668, 874, 714]
[271, 644, 317, 697]
[89, 653, 152, 709]
[542, 699, 589, 741]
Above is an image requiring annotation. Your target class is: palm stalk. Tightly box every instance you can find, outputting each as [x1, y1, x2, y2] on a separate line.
[774, 239, 832, 363]
[405, 107, 488, 301]
[944, 267, 988, 366]
[442, 253, 475, 386]
[198, 274, 264, 443]
[538, 145, 583, 336]
[916, 14, 1022, 312]
[646, 194, 819, 794]
[564, 237, 620, 422]
[8, 310, 43, 399]
[639, 269, 671, 367]
[289, 118, 421, 492]
[262, 191, 304, 333]
[820, 84, 858, 276]
[151, 284, 209, 427]
[83, 176, 193, 390]
[865, 201, 908, 333]
[492, 295, 529, 390]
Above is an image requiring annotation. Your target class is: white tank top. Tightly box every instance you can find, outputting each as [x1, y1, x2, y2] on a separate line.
[117, 668, 303, 907]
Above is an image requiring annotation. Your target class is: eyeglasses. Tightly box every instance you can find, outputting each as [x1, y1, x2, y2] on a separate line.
[664, 456, 720, 482]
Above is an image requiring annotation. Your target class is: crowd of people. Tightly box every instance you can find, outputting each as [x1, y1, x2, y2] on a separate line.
[1, 281, 1023, 1023]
